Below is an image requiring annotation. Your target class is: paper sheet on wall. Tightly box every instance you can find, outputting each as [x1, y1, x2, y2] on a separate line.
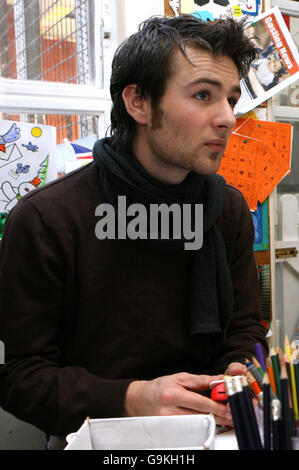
[0, 120, 57, 215]
[180, 0, 262, 21]
[218, 118, 292, 210]
[235, 7, 299, 115]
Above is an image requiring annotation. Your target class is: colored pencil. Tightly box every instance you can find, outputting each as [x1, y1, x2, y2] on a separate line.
[255, 343, 267, 372]
[285, 336, 292, 360]
[262, 372, 271, 450]
[271, 398, 281, 450]
[279, 363, 293, 450]
[266, 356, 277, 396]
[252, 356, 265, 377]
[289, 355, 299, 420]
[284, 355, 298, 437]
[285, 354, 292, 401]
[224, 376, 248, 450]
[246, 360, 264, 388]
[247, 370, 263, 402]
[270, 347, 281, 400]
[241, 375, 263, 450]
[293, 357, 299, 412]
[277, 346, 285, 370]
[247, 359, 276, 401]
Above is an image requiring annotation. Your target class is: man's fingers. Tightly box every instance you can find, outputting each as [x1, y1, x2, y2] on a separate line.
[175, 372, 224, 391]
[225, 362, 247, 376]
[174, 388, 232, 425]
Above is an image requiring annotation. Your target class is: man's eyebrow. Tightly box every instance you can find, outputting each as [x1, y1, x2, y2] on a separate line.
[185, 78, 241, 95]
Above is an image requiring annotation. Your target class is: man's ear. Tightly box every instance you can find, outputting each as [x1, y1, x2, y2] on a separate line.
[122, 85, 151, 125]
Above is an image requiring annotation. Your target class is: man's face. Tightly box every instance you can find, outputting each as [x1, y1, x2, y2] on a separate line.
[135, 47, 241, 183]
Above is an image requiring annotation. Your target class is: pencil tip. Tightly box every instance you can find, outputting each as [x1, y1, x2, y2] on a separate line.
[262, 371, 270, 384]
[280, 363, 288, 379]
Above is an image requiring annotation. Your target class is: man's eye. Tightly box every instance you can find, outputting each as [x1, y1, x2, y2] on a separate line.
[195, 91, 210, 101]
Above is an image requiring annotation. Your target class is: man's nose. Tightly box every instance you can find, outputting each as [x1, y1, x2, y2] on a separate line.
[212, 100, 237, 130]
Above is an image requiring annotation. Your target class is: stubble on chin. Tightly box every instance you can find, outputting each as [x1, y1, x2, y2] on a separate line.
[209, 151, 220, 160]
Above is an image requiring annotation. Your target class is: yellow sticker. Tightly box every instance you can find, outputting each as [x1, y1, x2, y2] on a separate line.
[233, 5, 242, 17]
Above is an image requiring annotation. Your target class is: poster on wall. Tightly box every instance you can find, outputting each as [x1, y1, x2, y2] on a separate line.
[180, 0, 262, 21]
[235, 7, 299, 115]
[0, 120, 57, 221]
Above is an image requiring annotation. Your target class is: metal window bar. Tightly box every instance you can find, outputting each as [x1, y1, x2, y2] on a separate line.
[1, 0, 93, 85]
[0, 0, 100, 146]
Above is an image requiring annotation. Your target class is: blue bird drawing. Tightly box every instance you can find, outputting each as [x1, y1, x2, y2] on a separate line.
[0, 123, 21, 153]
[22, 141, 38, 152]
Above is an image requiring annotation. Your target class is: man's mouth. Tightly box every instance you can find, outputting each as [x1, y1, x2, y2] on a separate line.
[204, 140, 226, 153]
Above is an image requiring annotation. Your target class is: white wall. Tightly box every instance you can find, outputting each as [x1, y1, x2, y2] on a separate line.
[115, 0, 164, 45]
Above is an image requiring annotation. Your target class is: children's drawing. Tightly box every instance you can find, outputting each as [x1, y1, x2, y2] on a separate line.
[16, 163, 30, 174]
[0, 123, 21, 153]
[22, 142, 39, 152]
[1, 155, 50, 212]
[0, 120, 56, 219]
[1, 179, 41, 212]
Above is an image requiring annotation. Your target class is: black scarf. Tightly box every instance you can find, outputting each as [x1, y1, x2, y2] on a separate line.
[93, 138, 233, 336]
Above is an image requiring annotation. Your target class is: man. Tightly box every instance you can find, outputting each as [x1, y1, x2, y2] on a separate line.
[0, 15, 267, 448]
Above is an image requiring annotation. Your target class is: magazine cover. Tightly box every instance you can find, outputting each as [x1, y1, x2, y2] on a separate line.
[235, 7, 299, 115]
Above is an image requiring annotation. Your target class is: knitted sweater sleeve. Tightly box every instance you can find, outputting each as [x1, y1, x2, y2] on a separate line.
[211, 188, 268, 373]
[0, 198, 133, 437]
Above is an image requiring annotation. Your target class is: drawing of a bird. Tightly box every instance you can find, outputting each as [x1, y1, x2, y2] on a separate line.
[0, 123, 21, 152]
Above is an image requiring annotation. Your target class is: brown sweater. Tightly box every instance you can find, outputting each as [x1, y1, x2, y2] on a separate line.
[0, 161, 267, 436]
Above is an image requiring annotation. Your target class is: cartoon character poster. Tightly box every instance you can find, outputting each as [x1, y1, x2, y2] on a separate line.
[180, 0, 262, 22]
[0, 120, 57, 221]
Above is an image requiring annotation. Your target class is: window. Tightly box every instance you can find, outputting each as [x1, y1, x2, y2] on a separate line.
[0, 0, 114, 151]
[1, 0, 96, 85]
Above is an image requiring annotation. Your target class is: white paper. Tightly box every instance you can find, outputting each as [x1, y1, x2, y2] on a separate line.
[0, 120, 57, 214]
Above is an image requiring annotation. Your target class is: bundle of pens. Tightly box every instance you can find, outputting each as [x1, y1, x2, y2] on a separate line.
[224, 339, 299, 450]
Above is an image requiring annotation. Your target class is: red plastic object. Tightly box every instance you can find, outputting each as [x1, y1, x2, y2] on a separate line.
[210, 382, 228, 402]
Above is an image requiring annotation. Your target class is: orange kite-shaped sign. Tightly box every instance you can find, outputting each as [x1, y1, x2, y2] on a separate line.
[218, 118, 293, 211]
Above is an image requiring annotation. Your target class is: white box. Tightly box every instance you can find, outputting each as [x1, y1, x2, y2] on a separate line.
[64, 414, 216, 450]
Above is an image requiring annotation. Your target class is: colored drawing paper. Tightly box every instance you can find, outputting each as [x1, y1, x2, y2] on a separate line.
[218, 118, 292, 210]
[234, 118, 292, 204]
[218, 132, 262, 210]
[0, 120, 57, 214]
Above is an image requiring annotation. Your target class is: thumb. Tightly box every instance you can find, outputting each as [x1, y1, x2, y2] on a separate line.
[225, 362, 247, 376]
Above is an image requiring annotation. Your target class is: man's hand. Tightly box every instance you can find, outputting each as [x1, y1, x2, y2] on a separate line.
[224, 362, 247, 376]
[124, 372, 233, 426]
